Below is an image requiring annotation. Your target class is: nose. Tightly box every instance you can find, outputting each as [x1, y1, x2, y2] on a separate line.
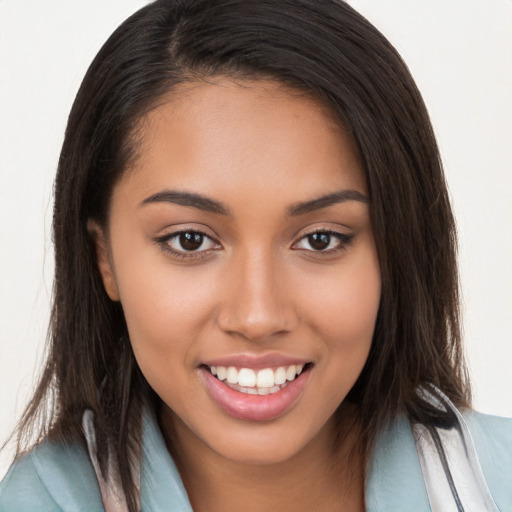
[216, 249, 298, 342]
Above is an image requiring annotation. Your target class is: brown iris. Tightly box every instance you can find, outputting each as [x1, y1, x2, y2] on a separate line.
[307, 233, 331, 250]
[179, 232, 204, 251]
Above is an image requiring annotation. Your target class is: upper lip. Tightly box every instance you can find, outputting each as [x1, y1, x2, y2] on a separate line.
[202, 353, 311, 370]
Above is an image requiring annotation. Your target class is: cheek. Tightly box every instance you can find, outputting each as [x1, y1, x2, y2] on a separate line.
[304, 252, 381, 347]
[116, 265, 221, 406]
[110, 241, 220, 368]
[296, 247, 381, 408]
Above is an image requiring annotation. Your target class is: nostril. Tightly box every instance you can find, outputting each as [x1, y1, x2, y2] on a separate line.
[215, 266, 298, 339]
[216, 304, 299, 341]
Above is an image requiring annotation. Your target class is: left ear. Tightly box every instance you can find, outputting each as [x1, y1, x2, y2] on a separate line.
[87, 219, 120, 301]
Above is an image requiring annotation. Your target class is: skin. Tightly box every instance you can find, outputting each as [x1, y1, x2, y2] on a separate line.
[91, 78, 381, 511]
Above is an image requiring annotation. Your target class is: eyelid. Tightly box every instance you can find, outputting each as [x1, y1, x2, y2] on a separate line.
[154, 226, 222, 260]
[291, 227, 355, 253]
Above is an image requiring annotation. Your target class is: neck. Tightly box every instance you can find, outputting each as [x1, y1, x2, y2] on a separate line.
[159, 405, 365, 512]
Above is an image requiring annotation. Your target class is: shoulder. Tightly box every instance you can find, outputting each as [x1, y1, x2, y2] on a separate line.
[0, 440, 105, 512]
[365, 414, 430, 511]
[366, 410, 512, 512]
[0, 451, 62, 512]
[463, 410, 512, 508]
[464, 408, 512, 450]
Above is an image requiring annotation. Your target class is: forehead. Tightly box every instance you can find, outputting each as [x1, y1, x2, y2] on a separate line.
[118, 78, 366, 208]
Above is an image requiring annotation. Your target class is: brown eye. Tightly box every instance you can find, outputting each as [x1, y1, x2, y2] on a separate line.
[293, 230, 354, 253]
[179, 232, 204, 251]
[307, 233, 331, 250]
[157, 230, 220, 256]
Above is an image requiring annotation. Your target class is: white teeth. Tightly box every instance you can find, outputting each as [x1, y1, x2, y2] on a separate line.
[208, 363, 308, 392]
[274, 367, 287, 385]
[286, 365, 296, 381]
[256, 368, 275, 388]
[227, 383, 282, 395]
[226, 367, 238, 384]
[238, 368, 256, 387]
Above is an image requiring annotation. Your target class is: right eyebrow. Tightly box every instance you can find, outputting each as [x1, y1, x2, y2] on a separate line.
[139, 190, 231, 215]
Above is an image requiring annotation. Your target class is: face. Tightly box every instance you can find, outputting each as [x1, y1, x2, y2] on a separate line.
[92, 78, 381, 465]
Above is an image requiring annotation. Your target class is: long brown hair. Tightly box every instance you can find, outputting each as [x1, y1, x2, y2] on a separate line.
[13, 1, 470, 510]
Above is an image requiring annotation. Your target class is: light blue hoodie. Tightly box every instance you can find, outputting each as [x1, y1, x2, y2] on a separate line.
[1, 408, 511, 511]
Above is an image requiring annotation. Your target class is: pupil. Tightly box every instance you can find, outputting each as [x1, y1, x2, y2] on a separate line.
[309, 233, 330, 250]
[180, 232, 203, 251]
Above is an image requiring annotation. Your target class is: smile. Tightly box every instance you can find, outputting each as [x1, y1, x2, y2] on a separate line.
[201, 362, 312, 421]
[208, 364, 306, 395]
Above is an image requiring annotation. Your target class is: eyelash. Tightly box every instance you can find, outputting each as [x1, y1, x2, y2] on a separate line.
[154, 229, 354, 260]
[292, 230, 355, 254]
[155, 230, 220, 260]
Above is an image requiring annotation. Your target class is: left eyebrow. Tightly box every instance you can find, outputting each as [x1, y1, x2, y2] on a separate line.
[287, 190, 369, 216]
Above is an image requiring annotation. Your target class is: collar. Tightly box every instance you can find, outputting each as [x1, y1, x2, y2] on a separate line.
[365, 413, 430, 511]
[138, 408, 430, 512]
[139, 408, 192, 511]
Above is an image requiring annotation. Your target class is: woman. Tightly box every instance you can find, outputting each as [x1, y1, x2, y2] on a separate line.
[1, 1, 510, 511]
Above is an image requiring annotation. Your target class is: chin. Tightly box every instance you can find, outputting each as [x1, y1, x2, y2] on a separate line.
[208, 426, 315, 466]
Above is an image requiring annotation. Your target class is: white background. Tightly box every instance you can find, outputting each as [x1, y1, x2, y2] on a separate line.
[0, 0, 511, 479]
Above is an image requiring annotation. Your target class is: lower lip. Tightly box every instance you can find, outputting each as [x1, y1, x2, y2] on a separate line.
[201, 367, 310, 421]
